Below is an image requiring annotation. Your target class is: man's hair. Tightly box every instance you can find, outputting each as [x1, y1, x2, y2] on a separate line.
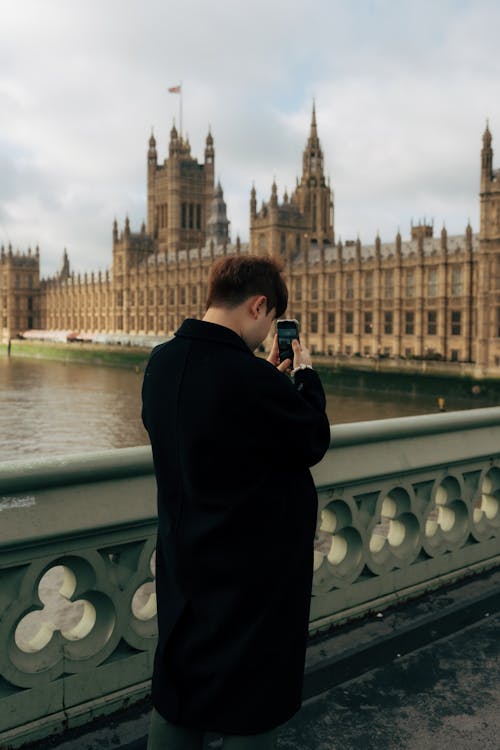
[206, 254, 288, 318]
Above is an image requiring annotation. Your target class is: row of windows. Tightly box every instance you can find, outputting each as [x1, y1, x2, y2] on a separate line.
[117, 286, 207, 307]
[0, 296, 34, 310]
[295, 275, 336, 301]
[345, 268, 464, 300]
[2, 315, 34, 329]
[304, 310, 466, 336]
[156, 202, 203, 231]
[3, 274, 35, 290]
[291, 268, 465, 302]
[181, 203, 202, 231]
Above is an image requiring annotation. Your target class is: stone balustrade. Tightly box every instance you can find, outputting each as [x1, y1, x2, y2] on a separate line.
[1, 408, 500, 747]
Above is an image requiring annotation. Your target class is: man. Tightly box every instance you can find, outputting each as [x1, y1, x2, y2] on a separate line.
[142, 254, 331, 749]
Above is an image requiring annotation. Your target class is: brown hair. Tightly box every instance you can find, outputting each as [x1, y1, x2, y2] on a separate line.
[206, 254, 288, 318]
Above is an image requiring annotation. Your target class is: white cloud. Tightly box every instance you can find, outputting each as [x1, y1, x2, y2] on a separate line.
[0, 0, 499, 274]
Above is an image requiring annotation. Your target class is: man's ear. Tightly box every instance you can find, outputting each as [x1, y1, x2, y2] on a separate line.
[250, 295, 267, 319]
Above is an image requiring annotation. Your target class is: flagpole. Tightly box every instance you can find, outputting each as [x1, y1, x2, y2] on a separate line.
[168, 84, 183, 135]
[180, 81, 183, 138]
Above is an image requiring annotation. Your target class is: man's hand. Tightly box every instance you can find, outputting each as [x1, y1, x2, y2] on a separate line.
[292, 339, 312, 369]
[267, 334, 292, 373]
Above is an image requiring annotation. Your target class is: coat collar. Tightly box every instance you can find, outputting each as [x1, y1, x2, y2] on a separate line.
[175, 318, 253, 354]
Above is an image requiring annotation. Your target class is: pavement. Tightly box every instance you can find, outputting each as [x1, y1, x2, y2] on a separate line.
[27, 566, 500, 750]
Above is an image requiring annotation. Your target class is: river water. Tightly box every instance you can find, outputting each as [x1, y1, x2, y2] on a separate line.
[0, 356, 495, 462]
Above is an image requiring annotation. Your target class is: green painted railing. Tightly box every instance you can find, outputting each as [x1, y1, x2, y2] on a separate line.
[1, 409, 500, 747]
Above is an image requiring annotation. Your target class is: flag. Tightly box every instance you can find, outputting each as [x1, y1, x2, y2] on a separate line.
[168, 85, 181, 93]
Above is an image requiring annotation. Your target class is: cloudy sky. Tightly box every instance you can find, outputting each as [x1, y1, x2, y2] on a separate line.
[1, 0, 499, 276]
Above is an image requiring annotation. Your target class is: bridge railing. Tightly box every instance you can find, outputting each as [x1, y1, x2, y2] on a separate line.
[1, 408, 500, 747]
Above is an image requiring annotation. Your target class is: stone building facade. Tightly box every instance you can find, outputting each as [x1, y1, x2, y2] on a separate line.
[5, 110, 500, 371]
[0, 245, 40, 340]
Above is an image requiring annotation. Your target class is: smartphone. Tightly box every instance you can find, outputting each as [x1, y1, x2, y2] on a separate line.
[277, 319, 299, 364]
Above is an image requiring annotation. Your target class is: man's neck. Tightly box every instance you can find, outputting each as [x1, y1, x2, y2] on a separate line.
[202, 307, 244, 339]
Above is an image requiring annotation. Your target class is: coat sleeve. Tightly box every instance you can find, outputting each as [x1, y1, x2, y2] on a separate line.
[248, 360, 331, 468]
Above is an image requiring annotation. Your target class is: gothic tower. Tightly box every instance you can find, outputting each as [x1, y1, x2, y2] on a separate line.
[206, 181, 230, 246]
[294, 102, 334, 247]
[249, 104, 334, 257]
[146, 124, 215, 255]
[477, 123, 500, 368]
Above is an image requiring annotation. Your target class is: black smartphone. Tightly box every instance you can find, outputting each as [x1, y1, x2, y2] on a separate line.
[277, 319, 299, 364]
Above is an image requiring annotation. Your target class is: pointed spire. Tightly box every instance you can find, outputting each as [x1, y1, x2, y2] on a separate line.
[250, 184, 257, 218]
[481, 121, 493, 189]
[302, 100, 323, 181]
[205, 126, 214, 164]
[270, 178, 278, 208]
[483, 119, 492, 147]
[356, 236, 362, 262]
[466, 219, 473, 249]
[169, 120, 180, 157]
[310, 100, 318, 139]
[441, 223, 448, 252]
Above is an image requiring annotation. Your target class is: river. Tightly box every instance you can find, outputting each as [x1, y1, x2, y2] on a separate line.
[0, 356, 496, 462]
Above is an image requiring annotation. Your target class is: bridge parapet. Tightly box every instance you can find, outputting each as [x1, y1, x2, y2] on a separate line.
[310, 408, 500, 628]
[1, 409, 500, 747]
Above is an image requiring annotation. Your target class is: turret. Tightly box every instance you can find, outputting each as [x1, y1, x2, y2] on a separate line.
[148, 131, 157, 168]
[206, 182, 230, 246]
[480, 123, 500, 242]
[205, 129, 214, 165]
[169, 122, 180, 157]
[147, 131, 157, 234]
[204, 128, 215, 236]
[481, 122, 493, 193]
[250, 184, 257, 219]
[466, 220, 473, 251]
[354, 236, 360, 261]
[60, 248, 70, 280]
[270, 180, 278, 209]
[441, 224, 448, 252]
[395, 229, 402, 258]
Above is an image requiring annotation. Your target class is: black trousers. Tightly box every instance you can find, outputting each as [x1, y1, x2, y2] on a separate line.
[147, 709, 279, 749]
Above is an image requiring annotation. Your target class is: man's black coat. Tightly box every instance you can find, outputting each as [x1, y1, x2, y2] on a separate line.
[142, 319, 331, 735]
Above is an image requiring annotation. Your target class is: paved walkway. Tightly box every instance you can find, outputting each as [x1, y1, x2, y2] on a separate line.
[33, 568, 500, 750]
[278, 609, 500, 750]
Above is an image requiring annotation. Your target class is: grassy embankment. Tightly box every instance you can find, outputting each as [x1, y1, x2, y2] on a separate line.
[0, 339, 151, 370]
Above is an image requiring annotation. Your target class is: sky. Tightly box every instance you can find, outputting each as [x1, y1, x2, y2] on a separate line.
[1, 0, 500, 277]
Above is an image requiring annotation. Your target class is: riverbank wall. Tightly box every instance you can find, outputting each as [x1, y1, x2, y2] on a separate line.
[2, 339, 500, 401]
[0, 339, 151, 370]
[312, 355, 500, 401]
